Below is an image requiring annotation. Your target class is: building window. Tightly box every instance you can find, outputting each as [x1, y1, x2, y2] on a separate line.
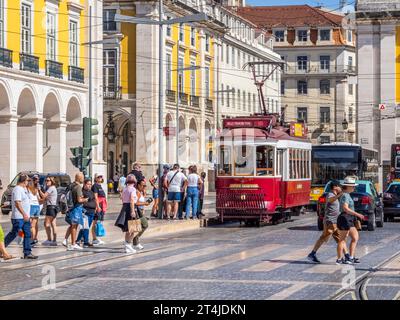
[226, 44, 229, 64]
[221, 43, 224, 62]
[253, 93, 256, 112]
[320, 29, 330, 41]
[347, 29, 352, 43]
[243, 91, 246, 111]
[274, 30, 284, 42]
[227, 85, 230, 107]
[349, 107, 354, 123]
[267, 98, 270, 111]
[190, 27, 195, 46]
[21, 3, 32, 54]
[47, 12, 56, 60]
[297, 30, 307, 42]
[297, 80, 308, 95]
[238, 50, 240, 68]
[0, 0, 4, 47]
[69, 20, 78, 66]
[205, 34, 210, 52]
[320, 107, 330, 123]
[103, 9, 116, 32]
[232, 47, 235, 66]
[348, 56, 353, 71]
[348, 83, 353, 95]
[179, 24, 184, 42]
[221, 84, 224, 105]
[178, 57, 184, 93]
[103, 49, 117, 93]
[166, 17, 171, 36]
[190, 62, 196, 96]
[281, 80, 285, 95]
[320, 136, 330, 144]
[166, 53, 172, 90]
[237, 90, 241, 109]
[297, 107, 308, 122]
[297, 56, 308, 71]
[205, 66, 210, 98]
[320, 55, 330, 71]
[248, 92, 251, 112]
[320, 79, 330, 94]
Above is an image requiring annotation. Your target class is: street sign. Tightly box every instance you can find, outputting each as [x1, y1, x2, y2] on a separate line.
[379, 104, 385, 110]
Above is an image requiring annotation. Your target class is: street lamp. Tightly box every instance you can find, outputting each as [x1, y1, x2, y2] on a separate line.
[114, 4, 208, 219]
[342, 118, 349, 130]
[172, 65, 201, 164]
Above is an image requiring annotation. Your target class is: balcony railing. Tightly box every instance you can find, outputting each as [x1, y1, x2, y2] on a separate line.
[104, 86, 122, 100]
[0, 48, 13, 68]
[205, 98, 213, 110]
[179, 92, 188, 106]
[166, 89, 176, 103]
[190, 95, 199, 108]
[69, 66, 84, 83]
[20, 53, 39, 73]
[284, 64, 357, 75]
[46, 60, 63, 79]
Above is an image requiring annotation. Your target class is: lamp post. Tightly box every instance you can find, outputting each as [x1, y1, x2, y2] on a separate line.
[172, 65, 200, 164]
[114, 5, 208, 219]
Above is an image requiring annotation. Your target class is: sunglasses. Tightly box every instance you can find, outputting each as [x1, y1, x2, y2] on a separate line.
[45, 179, 51, 182]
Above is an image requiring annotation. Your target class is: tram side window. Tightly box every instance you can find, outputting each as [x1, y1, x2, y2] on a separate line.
[289, 148, 310, 179]
[277, 149, 283, 176]
[234, 145, 255, 176]
[256, 146, 274, 176]
[218, 146, 232, 176]
[289, 149, 294, 179]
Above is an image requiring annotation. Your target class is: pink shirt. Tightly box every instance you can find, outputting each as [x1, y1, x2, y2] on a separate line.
[122, 185, 138, 204]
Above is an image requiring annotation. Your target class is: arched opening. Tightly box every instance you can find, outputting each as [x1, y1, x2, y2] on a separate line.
[0, 83, 13, 184]
[188, 118, 198, 163]
[165, 113, 174, 164]
[43, 92, 61, 173]
[17, 88, 38, 172]
[178, 116, 186, 164]
[65, 97, 82, 176]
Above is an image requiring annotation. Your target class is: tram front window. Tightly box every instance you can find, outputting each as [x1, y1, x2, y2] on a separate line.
[256, 146, 274, 176]
[218, 146, 232, 176]
[234, 145, 255, 176]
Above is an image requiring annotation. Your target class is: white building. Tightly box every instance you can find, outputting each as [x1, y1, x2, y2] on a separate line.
[356, 0, 400, 185]
[218, 7, 282, 122]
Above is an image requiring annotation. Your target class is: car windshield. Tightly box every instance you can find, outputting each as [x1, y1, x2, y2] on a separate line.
[387, 184, 400, 195]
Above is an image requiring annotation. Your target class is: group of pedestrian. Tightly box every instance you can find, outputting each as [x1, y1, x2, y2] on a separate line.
[308, 176, 366, 265]
[149, 163, 206, 220]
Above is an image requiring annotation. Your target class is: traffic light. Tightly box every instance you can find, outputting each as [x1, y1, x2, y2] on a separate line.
[81, 147, 92, 173]
[83, 117, 99, 148]
[70, 147, 83, 171]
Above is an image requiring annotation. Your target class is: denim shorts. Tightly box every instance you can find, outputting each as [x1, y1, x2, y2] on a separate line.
[152, 188, 159, 199]
[30, 205, 41, 218]
[168, 191, 181, 202]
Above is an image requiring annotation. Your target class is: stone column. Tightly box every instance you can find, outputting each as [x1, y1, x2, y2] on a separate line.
[0, 115, 18, 185]
[17, 118, 43, 173]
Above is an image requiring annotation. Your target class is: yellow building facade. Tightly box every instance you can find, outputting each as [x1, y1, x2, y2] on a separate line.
[0, 0, 106, 187]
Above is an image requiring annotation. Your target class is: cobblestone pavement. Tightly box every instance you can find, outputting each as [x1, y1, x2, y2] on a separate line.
[1, 210, 400, 300]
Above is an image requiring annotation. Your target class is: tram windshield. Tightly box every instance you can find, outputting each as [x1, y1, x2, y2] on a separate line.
[256, 146, 274, 176]
[234, 145, 255, 176]
[218, 146, 232, 176]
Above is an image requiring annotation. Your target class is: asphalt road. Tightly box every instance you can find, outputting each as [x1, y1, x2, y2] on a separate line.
[1, 212, 400, 300]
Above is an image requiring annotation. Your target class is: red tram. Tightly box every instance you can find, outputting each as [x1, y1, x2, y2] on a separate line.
[215, 114, 312, 225]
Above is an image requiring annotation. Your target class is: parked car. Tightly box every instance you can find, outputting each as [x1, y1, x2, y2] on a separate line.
[316, 180, 384, 231]
[382, 182, 400, 222]
[1, 171, 71, 215]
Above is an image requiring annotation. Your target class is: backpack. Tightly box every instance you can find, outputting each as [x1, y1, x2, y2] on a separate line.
[59, 184, 75, 214]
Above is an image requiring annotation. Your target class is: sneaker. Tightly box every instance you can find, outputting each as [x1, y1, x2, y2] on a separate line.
[124, 242, 137, 254]
[30, 240, 38, 247]
[83, 243, 94, 248]
[70, 244, 83, 251]
[92, 239, 105, 246]
[343, 258, 353, 265]
[50, 241, 58, 247]
[42, 240, 53, 246]
[133, 243, 144, 251]
[23, 254, 38, 260]
[307, 252, 321, 264]
[336, 259, 345, 265]
[62, 239, 68, 247]
[352, 258, 360, 264]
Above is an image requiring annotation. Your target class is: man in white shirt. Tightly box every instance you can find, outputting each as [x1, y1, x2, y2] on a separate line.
[4, 174, 38, 259]
[164, 164, 187, 220]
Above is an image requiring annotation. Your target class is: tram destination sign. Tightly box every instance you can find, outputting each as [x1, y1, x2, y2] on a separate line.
[223, 117, 272, 129]
[289, 122, 307, 138]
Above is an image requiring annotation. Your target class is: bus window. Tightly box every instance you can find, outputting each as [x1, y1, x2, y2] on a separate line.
[256, 146, 274, 176]
[218, 146, 232, 176]
[234, 145, 255, 176]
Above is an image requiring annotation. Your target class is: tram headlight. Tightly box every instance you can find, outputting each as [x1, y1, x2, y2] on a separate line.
[240, 194, 246, 201]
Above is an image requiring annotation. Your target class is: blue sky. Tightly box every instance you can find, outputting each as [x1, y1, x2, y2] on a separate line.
[246, 0, 350, 9]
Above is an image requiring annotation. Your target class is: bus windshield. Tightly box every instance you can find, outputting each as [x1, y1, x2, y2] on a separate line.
[312, 147, 361, 185]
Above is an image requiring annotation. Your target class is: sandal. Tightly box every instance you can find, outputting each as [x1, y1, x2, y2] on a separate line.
[3, 255, 14, 261]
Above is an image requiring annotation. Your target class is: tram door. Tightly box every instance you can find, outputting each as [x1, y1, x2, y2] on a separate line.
[276, 149, 284, 206]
